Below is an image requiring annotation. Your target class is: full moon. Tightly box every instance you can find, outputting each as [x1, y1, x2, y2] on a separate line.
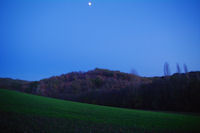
[88, 2, 92, 6]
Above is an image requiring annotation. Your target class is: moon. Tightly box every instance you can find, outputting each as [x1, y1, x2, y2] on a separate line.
[88, 2, 92, 6]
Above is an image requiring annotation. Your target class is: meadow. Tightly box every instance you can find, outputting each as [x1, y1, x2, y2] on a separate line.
[0, 89, 200, 133]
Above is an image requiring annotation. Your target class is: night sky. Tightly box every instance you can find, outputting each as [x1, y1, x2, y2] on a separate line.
[0, 0, 200, 81]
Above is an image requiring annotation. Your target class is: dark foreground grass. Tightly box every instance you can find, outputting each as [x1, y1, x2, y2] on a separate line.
[0, 89, 200, 133]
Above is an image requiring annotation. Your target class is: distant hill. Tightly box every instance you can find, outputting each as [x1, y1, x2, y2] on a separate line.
[0, 68, 152, 99]
[0, 78, 29, 91]
[1, 68, 200, 112]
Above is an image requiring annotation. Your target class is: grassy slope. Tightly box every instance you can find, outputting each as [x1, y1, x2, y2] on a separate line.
[0, 89, 200, 133]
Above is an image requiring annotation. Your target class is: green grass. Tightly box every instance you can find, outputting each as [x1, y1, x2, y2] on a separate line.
[0, 89, 200, 133]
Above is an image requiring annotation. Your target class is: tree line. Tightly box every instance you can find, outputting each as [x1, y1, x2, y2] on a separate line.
[0, 68, 200, 113]
[164, 62, 188, 76]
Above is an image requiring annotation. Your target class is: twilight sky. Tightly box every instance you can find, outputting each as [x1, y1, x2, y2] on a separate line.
[0, 0, 200, 81]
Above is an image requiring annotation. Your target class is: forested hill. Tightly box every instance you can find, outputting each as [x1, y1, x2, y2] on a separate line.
[0, 68, 152, 98]
[1, 68, 200, 112]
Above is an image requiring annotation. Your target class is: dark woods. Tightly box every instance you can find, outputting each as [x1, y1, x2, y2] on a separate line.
[0, 68, 200, 113]
[78, 71, 200, 112]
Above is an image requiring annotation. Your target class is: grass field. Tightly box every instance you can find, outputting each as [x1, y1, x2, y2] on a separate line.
[0, 89, 200, 133]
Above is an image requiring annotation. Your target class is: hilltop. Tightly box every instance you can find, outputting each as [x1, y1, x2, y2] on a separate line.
[0, 68, 151, 99]
[0, 68, 200, 112]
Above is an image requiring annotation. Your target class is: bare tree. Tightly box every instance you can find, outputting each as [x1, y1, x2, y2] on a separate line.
[176, 63, 181, 74]
[183, 64, 188, 73]
[131, 68, 138, 76]
[164, 62, 170, 76]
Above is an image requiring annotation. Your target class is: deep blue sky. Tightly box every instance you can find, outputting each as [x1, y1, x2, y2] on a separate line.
[0, 0, 200, 81]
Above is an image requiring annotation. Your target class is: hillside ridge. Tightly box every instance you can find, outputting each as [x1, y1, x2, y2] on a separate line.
[1, 68, 200, 112]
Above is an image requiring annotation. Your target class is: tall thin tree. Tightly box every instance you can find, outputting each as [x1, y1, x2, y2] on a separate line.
[176, 63, 181, 74]
[164, 62, 170, 76]
[183, 64, 188, 73]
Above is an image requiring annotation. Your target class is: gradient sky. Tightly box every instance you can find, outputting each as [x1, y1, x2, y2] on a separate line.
[0, 0, 200, 81]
